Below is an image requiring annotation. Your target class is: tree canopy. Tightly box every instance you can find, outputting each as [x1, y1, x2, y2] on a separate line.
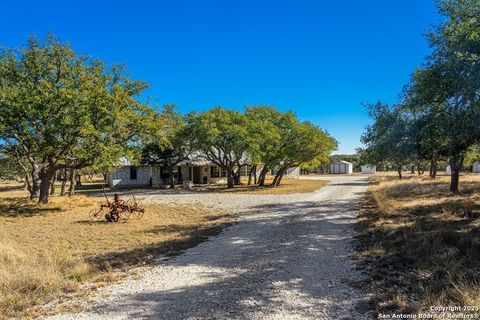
[361, 0, 480, 191]
[0, 35, 153, 202]
[141, 105, 190, 188]
[184, 107, 253, 188]
[0, 34, 338, 198]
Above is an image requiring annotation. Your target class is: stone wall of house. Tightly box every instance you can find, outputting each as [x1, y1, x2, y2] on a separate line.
[209, 177, 228, 184]
[284, 166, 300, 178]
[108, 163, 291, 188]
[270, 166, 300, 178]
[108, 166, 152, 188]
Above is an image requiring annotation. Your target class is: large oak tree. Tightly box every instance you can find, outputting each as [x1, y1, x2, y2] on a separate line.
[0, 35, 152, 203]
[184, 107, 252, 188]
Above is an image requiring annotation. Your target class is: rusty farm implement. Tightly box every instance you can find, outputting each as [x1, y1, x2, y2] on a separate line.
[89, 188, 145, 222]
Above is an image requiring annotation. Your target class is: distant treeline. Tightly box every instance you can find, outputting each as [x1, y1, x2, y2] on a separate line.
[359, 0, 480, 192]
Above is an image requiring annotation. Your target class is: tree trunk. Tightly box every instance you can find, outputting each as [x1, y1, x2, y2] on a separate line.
[39, 166, 56, 204]
[38, 172, 49, 204]
[272, 166, 286, 186]
[258, 165, 269, 186]
[397, 165, 402, 180]
[24, 174, 31, 192]
[449, 156, 463, 193]
[169, 169, 175, 189]
[247, 165, 257, 185]
[429, 159, 437, 179]
[276, 170, 286, 186]
[29, 165, 41, 200]
[247, 167, 253, 185]
[50, 172, 56, 195]
[69, 168, 76, 196]
[232, 165, 241, 185]
[226, 168, 234, 188]
[76, 174, 82, 186]
[60, 178, 67, 196]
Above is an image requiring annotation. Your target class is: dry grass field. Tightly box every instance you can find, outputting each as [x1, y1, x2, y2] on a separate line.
[196, 177, 328, 195]
[356, 173, 480, 315]
[0, 183, 233, 319]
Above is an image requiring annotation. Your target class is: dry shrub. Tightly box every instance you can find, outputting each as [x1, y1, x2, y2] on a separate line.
[356, 173, 480, 315]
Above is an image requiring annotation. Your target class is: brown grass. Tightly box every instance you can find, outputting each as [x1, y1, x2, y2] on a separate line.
[356, 173, 480, 316]
[195, 178, 328, 195]
[0, 187, 232, 319]
[0, 181, 29, 198]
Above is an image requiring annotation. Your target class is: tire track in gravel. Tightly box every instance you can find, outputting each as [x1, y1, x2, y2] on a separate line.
[46, 175, 370, 320]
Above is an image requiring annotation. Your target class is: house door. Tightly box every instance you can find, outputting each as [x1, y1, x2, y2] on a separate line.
[192, 167, 202, 184]
[177, 166, 183, 183]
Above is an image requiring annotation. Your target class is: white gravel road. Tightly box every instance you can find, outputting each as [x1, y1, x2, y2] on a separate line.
[47, 176, 369, 320]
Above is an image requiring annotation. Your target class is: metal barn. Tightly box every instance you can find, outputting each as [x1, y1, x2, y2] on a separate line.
[330, 161, 353, 174]
[361, 165, 376, 174]
[473, 161, 480, 173]
[446, 165, 451, 174]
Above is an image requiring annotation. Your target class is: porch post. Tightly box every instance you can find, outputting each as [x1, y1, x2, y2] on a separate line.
[181, 164, 192, 189]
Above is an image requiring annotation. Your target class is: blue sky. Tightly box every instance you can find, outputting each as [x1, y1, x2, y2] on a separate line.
[0, 1, 440, 153]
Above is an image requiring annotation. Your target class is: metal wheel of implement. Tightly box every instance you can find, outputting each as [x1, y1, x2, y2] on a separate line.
[89, 208, 103, 221]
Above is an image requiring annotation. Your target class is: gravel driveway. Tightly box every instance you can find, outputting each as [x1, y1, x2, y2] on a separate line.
[48, 175, 369, 320]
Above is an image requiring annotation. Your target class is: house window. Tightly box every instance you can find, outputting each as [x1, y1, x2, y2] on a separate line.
[211, 166, 219, 178]
[130, 166, 137, 180]
[159, 167, 169, 179]
[210, 166, 227, 178]
[240, 165, 250, 176]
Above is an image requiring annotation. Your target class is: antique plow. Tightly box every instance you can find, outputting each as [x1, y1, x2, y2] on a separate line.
[89, 188, 145, 222]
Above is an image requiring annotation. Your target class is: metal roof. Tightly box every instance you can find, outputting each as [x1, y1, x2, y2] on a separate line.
[331, 161, 352, 165]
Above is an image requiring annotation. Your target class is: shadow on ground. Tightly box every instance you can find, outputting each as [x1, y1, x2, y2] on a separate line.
[0, 198, 62, 217]
[87, 222, 232, 271]
[85, 194, 371, 319]
[355, 188, 480, 314]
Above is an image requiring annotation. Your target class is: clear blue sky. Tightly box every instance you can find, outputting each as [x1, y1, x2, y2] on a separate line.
[0, 1, 440, 154]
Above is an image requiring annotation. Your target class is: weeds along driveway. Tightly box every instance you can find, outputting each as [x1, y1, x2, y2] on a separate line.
[47, 176, 370, 320]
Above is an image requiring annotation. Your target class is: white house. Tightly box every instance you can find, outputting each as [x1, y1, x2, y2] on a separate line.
[361, 165, 376, 174]
[473, 161, 480, 173]
[330, 161, 353, 174]
[107, 163, 232, 188]
[446, 165, 451, 174]
[107, 160, 268, 188]
[107, 165, 154, 188]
